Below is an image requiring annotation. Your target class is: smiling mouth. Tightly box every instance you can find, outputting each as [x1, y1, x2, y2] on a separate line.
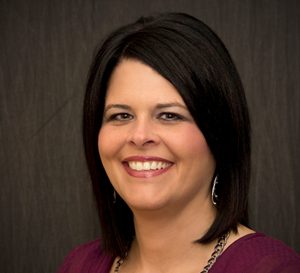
[128, 161, 171, 171]
[122, 157, 173, 178]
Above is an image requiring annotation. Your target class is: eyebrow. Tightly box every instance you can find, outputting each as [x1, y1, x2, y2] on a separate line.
[103, 102, 187, 114]
[104, 104, 132, 114]
[156, 102, 187, 110]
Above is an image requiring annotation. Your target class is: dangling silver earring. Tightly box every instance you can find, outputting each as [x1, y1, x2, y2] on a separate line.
[113, 190, 117, 204]
[211, 175, 218, 206]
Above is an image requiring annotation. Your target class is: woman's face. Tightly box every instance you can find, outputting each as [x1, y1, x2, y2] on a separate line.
[98, 59, 216, 212]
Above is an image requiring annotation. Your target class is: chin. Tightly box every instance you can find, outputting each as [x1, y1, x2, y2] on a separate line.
[126, 197, 169, 213]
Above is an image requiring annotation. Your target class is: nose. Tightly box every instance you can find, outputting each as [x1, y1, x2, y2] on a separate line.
[127, 118, 159, 147]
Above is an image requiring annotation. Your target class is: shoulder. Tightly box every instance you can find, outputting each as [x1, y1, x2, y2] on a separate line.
[211, 232, 300, 273]
[56, 239, 114, 273]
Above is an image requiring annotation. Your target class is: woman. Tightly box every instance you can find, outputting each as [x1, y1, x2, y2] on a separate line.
[58, 12, 300, 273]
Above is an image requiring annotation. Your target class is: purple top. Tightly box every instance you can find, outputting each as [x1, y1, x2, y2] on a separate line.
[209, 233, 300, 273]
[57, 233, 300, 273]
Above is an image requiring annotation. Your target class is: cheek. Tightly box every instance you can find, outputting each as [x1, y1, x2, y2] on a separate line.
[98, 125, 126, 164]
[98, 127, 121, 160]
[174, 125, 216, 175]
[175, 125, 211, 156]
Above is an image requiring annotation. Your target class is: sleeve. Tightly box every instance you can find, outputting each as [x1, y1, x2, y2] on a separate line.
[56, 244, 82, 273]
[247, 253, 300, 273]
[56, 240, 113, 273]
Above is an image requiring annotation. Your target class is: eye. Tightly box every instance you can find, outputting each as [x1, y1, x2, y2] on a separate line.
[158, 112, 184, 121]
[106, 112, 133, 122]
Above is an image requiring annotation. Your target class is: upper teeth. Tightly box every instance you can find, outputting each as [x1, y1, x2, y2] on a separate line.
[128, 161, 171, 171]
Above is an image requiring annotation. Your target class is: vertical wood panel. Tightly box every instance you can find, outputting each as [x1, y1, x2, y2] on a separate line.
[1, 0, 299, 272]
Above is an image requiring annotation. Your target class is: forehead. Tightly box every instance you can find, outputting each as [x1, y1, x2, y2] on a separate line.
[105, 59, 185, 106]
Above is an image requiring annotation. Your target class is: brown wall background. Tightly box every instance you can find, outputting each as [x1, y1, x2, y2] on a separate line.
[1, 0, 299, 272]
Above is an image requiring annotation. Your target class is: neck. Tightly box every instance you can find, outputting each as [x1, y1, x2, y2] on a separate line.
[126, 198, 217, 273]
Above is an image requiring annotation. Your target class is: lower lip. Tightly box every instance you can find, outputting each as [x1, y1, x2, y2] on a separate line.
[123, 163, 173, 178]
